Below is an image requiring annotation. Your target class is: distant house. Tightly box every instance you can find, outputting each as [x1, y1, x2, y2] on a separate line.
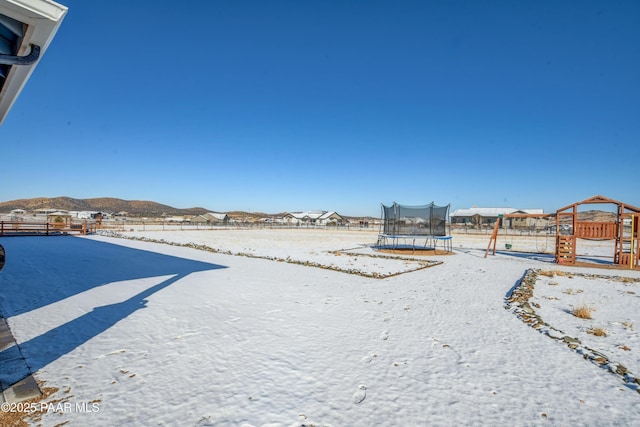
[191, 212, 229, 225]
[265, 216, 287, 224]
[166, 216, 190, 223]
[283, 210, 345, 226]
[205, 212, 229, 224]
[10, 209, 26, 215]
[71, 211, 102, 220]
[36, 208, 61, 215]
[190, 215, 208, 224]
[451, 207, 545, 228]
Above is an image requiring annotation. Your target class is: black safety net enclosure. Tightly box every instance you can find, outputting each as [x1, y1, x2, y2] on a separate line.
[381, 202, 450, 236]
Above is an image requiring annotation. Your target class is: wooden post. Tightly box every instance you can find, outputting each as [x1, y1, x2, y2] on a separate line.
[484, 217, 502, 258]
[631, 214, 635, 270]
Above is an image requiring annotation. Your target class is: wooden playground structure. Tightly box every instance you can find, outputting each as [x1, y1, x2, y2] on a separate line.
[485, 195, 640, 270]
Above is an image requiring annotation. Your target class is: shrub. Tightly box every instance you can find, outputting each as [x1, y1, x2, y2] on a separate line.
[572, 305, 593, 319]
[587, 327, 607, 337]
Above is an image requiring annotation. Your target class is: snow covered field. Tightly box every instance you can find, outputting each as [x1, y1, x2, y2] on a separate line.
[1, 228, 639, 426]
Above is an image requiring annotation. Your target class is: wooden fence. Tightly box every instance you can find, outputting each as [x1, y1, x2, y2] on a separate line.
[0, 221, 95, 236]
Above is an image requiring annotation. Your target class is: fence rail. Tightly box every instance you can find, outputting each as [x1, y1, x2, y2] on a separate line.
[0, 221, 95, 236]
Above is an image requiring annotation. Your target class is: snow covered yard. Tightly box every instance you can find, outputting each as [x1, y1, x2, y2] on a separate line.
[515, 269, 640, 387]
[1, 229, 640, 426]
[112, 227, 441, 278]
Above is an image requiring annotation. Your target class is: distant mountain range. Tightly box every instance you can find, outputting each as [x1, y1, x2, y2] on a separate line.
[0, 197, 304, 220]
[0, 197, 212, 217]
[7, 197, 617, 222]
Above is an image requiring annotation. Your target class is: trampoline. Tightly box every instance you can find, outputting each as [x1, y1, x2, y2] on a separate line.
[377, 202, 452, 252]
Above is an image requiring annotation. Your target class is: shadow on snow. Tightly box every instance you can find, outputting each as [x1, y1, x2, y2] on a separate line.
[0, 236, 225, 316]
[0, 236, 225, 389]
[494, 250, 612, 266]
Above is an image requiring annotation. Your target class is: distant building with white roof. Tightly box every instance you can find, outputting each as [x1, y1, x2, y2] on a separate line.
[451, 207, 545, 228]
[70, 211, 102, 219]
[191, 212, 229, 225]
[282, 210, 345, 226]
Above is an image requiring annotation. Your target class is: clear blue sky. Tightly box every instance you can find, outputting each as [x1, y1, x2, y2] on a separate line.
[1, 0, 638, 217]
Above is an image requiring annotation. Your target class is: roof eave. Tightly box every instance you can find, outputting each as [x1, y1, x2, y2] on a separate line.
[0, 0, 68, 125]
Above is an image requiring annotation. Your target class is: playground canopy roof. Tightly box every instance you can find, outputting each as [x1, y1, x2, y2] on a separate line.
[556, 194, 640, 215]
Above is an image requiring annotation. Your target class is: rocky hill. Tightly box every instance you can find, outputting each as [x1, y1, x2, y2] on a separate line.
[576, 210, 617, 222]
[0, 197, 374, 221]
[0, 197, 210, 217]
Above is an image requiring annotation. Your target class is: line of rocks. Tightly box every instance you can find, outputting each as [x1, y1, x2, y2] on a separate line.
[96, 230, 442, 279]
[506, 268, 640, 394]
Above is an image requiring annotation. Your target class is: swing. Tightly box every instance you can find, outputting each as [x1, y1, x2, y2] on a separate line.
[535, 218, 550, 253]
[535, 229, 549, 253]
[504, 219, 514, 250]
